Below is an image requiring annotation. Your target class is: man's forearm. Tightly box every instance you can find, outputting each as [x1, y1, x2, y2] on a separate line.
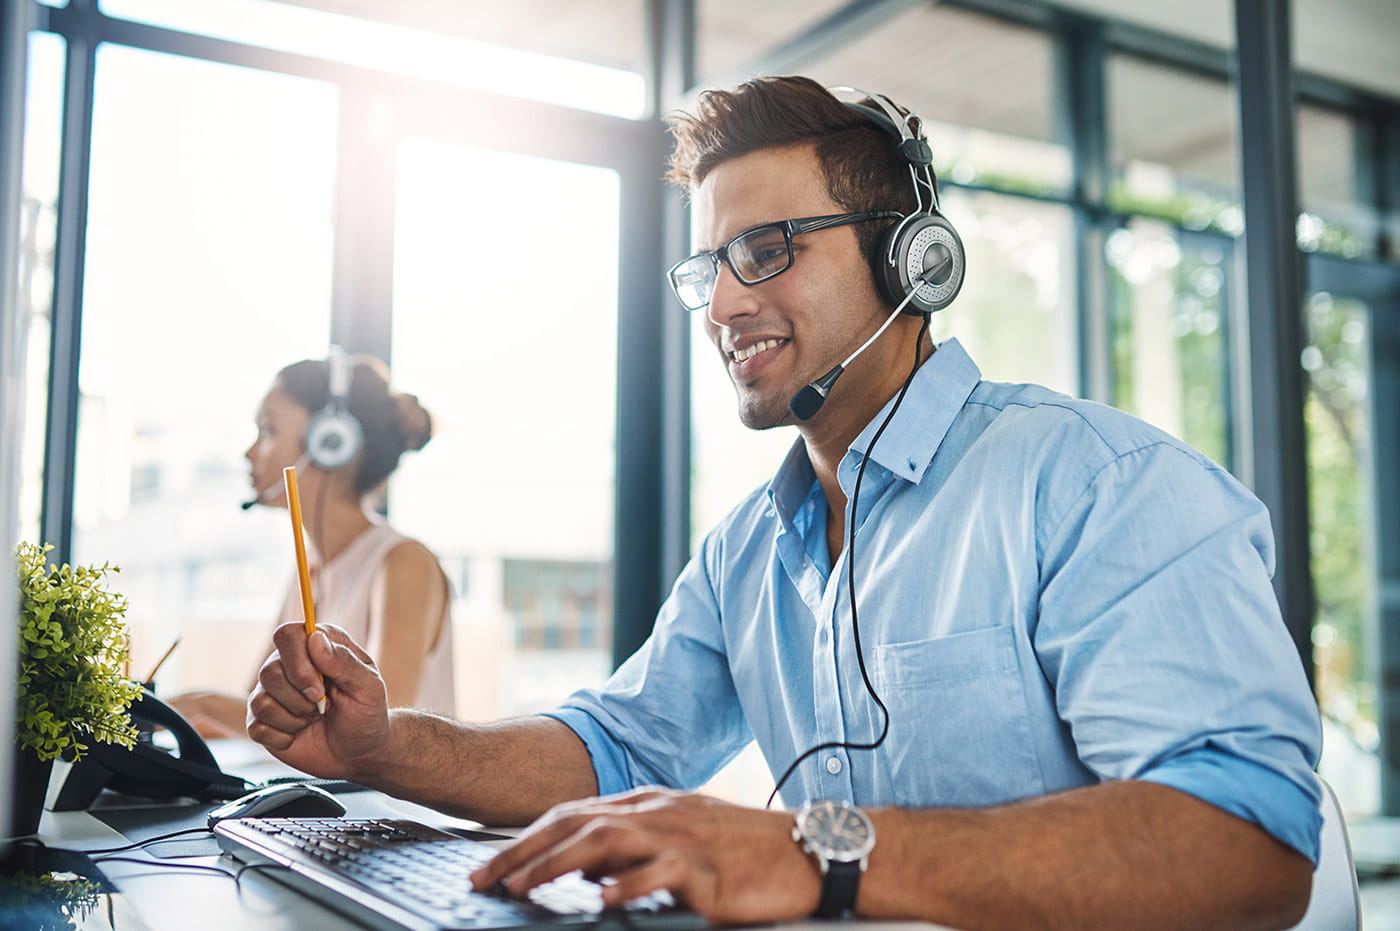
[353, 710, 600, 825]
[859, 780, 1312, 931]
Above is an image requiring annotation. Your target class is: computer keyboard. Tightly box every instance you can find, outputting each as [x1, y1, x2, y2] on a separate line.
[214, 817, 707, 931]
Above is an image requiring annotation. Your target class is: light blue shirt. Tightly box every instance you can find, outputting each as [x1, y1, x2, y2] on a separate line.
[547, 338, 1323, 862]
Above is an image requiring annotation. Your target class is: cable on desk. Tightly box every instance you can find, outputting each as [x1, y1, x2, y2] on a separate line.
[84, 852, 294, 899]
[232, 861, 292, 885]
[88, 855, 235, 880]
[81, 827, 213, 855]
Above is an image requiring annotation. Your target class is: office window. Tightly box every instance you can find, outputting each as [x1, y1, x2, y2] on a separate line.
[1107, 55, 1241, 233]
[1307, 290, 1377, 814]
[99, 0, 645, 119]
[15, 32, 65, 548]
[927, 189, 1077, 394]
[803, 5, 1070, 196]
[389, 140, 619, 721]
[1297, 103, 1375, 259]
[71, 45, 336, 694]
[1106, 220, 1233, 467]
[505, 559, 609, 650]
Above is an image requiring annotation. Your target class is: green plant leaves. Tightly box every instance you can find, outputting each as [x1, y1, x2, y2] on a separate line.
[13, 542, 142, 762]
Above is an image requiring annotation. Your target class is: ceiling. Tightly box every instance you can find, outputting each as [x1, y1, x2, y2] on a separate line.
[272, 0, 1400, 103]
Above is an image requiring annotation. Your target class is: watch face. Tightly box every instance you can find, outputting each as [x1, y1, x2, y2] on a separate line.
[799, 800, 875, 861]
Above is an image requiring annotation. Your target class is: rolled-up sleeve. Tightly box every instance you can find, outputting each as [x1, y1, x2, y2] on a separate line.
[1035, 442, 1323, 862]
[542, 535, 753, 796]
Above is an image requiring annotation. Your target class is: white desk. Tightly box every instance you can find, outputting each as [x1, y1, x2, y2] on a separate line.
[28, 742, 953, 931]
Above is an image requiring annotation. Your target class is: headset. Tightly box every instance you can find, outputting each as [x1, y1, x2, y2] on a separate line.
[302, 344, 364, 471]
[834, 86, 966, 316]
[240, 346, 365, 510]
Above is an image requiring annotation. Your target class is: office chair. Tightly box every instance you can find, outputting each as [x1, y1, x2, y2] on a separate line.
[1287, 773, 1361, 931]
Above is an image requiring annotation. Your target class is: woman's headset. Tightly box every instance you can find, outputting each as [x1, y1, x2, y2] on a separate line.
[832, 86, 966, 315]
[302, 345, 364, 470]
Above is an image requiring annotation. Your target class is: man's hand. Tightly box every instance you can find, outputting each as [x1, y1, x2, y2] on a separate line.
[469, 788, 821, 926]
[245, 622, 390, 781]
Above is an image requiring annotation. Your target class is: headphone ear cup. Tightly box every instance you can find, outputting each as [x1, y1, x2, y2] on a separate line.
[875, 213, 966, 315]
[870, 223, 906, 308]
[303, 408, 364, 470]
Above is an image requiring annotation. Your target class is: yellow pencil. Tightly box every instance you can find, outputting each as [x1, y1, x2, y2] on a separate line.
[282, 465, 318, 637]
[284, 465, 327, 711]
[146, 635, 182, 683]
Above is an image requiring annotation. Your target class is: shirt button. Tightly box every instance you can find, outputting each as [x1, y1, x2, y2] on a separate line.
[826, 757, 842, 775]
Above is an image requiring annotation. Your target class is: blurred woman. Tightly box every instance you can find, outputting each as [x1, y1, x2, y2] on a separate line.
[170, 353, 455, 738]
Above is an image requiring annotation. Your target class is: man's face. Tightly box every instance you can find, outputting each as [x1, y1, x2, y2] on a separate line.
[694, 143, 888, 430]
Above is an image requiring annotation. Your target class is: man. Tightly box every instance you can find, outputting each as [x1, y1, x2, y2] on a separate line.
[248, 77, 1322, 930]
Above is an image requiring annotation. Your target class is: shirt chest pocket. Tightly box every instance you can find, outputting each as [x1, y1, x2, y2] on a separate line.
[872, 625, 1045, 807]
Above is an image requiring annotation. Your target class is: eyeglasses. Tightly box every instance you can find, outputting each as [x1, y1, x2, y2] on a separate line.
[666, 211, 900, 311]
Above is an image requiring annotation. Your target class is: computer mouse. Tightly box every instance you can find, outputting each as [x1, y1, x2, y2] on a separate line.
[206, 782, 347, 827]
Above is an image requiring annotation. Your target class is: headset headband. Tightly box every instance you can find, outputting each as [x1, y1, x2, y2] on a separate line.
[830, 85, 941, 214]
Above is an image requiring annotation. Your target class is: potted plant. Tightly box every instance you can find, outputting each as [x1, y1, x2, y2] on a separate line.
[10, 543, 142, 836]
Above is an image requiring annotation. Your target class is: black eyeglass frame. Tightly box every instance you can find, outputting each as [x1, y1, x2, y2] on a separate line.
[666, 211, 901, 311]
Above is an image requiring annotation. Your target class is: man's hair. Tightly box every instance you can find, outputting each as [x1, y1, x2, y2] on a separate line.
[664, 75, 918, 261]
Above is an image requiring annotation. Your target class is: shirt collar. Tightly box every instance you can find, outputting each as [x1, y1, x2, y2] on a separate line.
[767, 337, 983, 521]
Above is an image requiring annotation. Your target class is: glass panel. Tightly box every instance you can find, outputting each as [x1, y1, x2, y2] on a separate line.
[927, 189, 1077, 394]
[1106, 220, 1233, 468]
[1296, 103, 1376, 259]
[16, 32, 65, 549]
[802, 5, 1070, 195]
[72, 46, 336, 696]
[1307, 291, 1377, 816]
[697, 0, 854, 81]
[389, 140, 618, 720]
[1108, 54, 1242, 233]
[99, 0, 644, 118]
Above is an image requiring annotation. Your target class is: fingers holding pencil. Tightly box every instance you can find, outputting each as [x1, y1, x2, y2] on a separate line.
[260, 623, 379, 712]
[249, 621, 389, 775]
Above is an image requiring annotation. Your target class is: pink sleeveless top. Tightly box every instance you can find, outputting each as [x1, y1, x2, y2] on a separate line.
[280, 523, 456, 716]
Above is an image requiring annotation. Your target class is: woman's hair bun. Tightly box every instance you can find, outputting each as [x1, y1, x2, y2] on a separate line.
[394, 392, 433, 451]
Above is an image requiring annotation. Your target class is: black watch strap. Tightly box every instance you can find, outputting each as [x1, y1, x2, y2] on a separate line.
[815, 859, 861, 918]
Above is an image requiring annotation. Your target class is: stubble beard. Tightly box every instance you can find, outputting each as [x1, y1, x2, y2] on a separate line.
[733, 382, 797, 431]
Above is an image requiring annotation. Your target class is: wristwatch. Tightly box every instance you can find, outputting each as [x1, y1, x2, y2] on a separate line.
[792, 799, 876, 918]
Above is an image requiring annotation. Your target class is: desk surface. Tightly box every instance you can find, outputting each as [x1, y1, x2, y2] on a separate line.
[31, 741, 954, 931]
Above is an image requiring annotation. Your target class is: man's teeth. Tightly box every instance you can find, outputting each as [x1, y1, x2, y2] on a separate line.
[734, 339, 783, 362]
